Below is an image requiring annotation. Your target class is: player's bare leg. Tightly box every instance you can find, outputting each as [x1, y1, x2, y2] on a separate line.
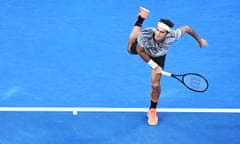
[128, 7, 149, 53]
[147, 70, 161, 126]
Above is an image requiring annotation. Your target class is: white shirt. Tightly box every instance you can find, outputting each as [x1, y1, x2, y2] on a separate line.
[137, 27, 182, 57]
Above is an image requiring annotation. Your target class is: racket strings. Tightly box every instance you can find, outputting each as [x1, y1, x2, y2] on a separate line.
[183, 74, 208, 92]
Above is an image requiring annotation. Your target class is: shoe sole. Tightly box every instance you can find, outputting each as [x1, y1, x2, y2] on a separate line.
[140, 6, 150, 13]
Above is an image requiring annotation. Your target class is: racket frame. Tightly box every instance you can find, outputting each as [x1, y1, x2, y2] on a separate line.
[161, 71, 208, 92]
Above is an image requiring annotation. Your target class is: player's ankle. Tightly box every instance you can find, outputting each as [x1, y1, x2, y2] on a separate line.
[149, 100, 158, 109]
[134, 15, 145, 27]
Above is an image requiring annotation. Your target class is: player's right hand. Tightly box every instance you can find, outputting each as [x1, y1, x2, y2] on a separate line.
[153, 66, 162, 74]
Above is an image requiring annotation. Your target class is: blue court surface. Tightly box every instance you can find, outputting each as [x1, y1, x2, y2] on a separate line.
[0, 0, 240, 144]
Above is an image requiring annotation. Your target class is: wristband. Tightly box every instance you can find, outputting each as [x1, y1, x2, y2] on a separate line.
[147, 59, 158, 69]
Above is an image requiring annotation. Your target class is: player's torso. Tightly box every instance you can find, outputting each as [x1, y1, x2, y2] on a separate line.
[138, 27, 180, 58]
[138, 28, 169, 57]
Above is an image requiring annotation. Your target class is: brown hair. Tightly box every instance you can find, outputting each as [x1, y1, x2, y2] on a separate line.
[160, 19, 174, 28]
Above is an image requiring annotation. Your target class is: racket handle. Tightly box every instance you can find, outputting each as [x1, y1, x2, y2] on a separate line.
[161, 71, 172, 77]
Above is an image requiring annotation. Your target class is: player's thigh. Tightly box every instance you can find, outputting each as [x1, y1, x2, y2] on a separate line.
[151, 71, 161, 87]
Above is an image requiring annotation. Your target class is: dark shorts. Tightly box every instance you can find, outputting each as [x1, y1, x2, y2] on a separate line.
[150, 55, 166, 69]
[130, 41, 166, 68]
[129, 40, 138, 54]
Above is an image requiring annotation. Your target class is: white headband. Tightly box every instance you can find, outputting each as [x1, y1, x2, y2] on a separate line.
[157, 22, 171, 32]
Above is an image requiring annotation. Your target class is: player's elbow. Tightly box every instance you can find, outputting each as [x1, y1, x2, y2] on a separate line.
[180, 25, 191, 34]
[182, 25, 191, 30]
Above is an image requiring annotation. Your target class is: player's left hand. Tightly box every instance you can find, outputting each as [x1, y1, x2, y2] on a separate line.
[199, 39, 208, 48]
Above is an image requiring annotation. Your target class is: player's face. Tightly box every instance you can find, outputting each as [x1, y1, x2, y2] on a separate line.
[154, 27, 168, 42]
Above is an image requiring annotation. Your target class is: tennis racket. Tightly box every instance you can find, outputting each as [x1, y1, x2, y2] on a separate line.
[161, 71, 208, 92]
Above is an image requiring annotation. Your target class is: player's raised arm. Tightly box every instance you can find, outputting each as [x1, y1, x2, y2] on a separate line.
[180, 25, 208, 48]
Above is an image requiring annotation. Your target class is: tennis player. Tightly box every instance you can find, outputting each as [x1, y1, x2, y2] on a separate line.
[128, 7, 208, 126]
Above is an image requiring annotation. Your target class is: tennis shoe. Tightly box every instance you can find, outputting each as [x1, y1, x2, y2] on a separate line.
[147, 108, 158, 126]
[139, 7, 150, 19]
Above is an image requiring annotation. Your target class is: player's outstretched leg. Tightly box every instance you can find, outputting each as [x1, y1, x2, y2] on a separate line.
[127, 7, 149, 54]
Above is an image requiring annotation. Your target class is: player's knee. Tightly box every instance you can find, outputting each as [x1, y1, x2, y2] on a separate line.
[127, 46, 133, 54]
[152, 83, 160, 90]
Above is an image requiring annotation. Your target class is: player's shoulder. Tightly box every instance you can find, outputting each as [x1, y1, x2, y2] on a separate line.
[142, 27, 155, 32]
[166, 28, 182, 40]
[141, 27, 155, 35]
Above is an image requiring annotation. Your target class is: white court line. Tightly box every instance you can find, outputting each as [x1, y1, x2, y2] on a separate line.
[0, 107, 240, 114]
